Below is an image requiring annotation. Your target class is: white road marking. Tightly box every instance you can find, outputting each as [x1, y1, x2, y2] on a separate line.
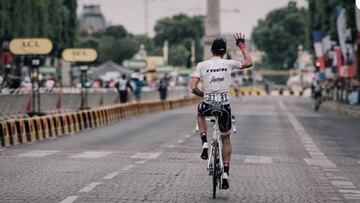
[79, 182, 102, 193]
[103, 172, 121, 180]
[135, 160, 146, 164]
[328, 176, 347, 180]
[131, 152, 163, 159]
[304, 158, 336, 168]
[279, 101, 337, 167]
[70, 151, 112, 159]
[184, 135, 191, 138]
[18, 150, 59, 157]
[121, 164, 135, 171]
[344, 194, 360, 200]
[177, 140, 184, 143]
[308, 151, 325, 156]
[339, 190, 360, 194]
[244, 156, 273, 164]
[59, 196, 79, 203]
[331, 181, 355, 188]
[165, 145, 175, 148]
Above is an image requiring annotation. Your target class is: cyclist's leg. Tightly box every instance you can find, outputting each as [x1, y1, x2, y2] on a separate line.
[197, 102, 212, 159]
[218, 104, 232, 189]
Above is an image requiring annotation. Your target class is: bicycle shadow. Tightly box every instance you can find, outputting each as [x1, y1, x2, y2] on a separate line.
[207, 195, 230, 202]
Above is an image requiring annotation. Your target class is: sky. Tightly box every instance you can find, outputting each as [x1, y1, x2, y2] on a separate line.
[77, 0, 307, 38]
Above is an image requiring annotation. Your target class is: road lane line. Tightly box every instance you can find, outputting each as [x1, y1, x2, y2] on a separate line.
[184, 135, 191, 138]
[331, 181, 355, 188]
[79, 182, 102, 193]
[131, 152, 163, 159]
[121, 164, 135, 171]
[59, 196, 79, 203]
[135, 160, 146, 164]
[18, 150, 60, 157]
[278, 101, 337, 166]
[177, 140, 184, 143]
[103, 172, 121, 180]
[244, 156, 273, 164]
[70, 151, 112, 158]
[278, 100, 360, 198]
[339, 189, 360, 194]
[344, 194, 360, 200]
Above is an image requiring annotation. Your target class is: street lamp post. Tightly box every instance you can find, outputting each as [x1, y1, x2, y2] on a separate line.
[29, 56, 43, 115]
[79, 65, 89, 110]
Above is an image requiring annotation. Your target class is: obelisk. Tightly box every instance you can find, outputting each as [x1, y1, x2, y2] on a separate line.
[203, 0, 220, 60]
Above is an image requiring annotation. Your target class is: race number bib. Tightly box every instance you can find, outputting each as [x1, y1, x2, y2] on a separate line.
[204, 92, 229, 106]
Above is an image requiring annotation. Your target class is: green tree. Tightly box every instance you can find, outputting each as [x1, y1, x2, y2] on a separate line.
[252, 2, 309, 69]
[169, 44, 189, 66]
[76, 26, 140, 65]
[98, 36, 138, 65]
[133, 35, 162, 56]
[104, 25, 127, 39]
[0, 0, 77, 54]
[154, 14, 204, 66]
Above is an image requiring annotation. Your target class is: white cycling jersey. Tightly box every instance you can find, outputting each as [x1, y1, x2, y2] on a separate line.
[193, 56, 242, 93]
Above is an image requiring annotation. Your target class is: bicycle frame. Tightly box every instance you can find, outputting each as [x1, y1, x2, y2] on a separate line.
[207, 117, 224, 179]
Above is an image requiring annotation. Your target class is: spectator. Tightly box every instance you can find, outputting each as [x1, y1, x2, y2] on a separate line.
[115, 74, 133, 103]
[10, 75, 21, 89]
[21, 76, 32, 89]
[158, 74, 169, 101]
[45, 75, 56, 90]
[132, 77, 145, 102]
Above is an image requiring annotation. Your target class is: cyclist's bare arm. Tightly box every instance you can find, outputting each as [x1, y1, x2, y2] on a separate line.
[191, 77, 204, 97]
[235, 33, 253, 69]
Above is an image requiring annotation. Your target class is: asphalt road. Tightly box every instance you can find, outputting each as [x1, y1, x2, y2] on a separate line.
[0, 96, 360, 203]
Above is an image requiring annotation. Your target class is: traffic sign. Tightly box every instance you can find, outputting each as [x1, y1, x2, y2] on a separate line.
[123, 60, 147, 69]
[62, 48, 97, 62]
[9, 38, 53, 55]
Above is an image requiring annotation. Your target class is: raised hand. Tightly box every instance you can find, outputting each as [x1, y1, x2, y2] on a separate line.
[234, 33, 246, 49]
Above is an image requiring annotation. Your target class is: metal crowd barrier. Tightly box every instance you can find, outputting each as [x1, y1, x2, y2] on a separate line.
[0, 87, 190, 117]
[0, 97, 201, 148]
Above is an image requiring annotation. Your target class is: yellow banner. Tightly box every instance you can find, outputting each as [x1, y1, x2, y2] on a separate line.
[62, 48, 98, 62]
[10, 38, 53, 55]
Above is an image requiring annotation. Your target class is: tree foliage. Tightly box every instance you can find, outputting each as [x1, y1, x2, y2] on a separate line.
[154, 14, 204, 66]
[252, 2, 309, 69]
[0, 0, 77, 54]
[76, 26, 140, 65]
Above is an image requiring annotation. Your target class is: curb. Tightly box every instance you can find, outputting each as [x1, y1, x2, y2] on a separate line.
[322, 101, 360, 117]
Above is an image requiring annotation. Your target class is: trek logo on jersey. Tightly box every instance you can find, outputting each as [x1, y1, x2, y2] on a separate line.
[210, 76, 224, 83]
[206, 68, 228, 73]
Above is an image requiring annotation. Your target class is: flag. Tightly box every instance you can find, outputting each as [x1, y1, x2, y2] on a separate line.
[312, 31, 326, 69]
[355, 6, 360, 77]
[336, 6, 356, 77]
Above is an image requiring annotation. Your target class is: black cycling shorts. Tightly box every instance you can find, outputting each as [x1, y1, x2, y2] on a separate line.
[197, 102, 232, 135]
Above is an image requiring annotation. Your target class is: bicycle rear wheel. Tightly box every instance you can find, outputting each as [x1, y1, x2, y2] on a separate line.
[212, 142, 219, 199]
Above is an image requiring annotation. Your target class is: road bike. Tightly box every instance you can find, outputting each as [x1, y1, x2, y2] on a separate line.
[196, 114, 236, 199]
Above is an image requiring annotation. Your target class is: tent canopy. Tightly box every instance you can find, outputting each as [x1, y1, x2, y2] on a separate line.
[93, 60, 134, 81]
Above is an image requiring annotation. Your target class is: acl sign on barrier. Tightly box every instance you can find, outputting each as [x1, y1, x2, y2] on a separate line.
[62, 48, 97, 62]
[9, 38, 53, 55]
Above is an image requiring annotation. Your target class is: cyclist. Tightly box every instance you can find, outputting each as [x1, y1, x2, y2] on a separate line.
[190, 33, 253, 189]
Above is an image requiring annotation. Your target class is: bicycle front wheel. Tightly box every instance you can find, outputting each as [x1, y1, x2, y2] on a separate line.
[212, 142, 219, 199]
